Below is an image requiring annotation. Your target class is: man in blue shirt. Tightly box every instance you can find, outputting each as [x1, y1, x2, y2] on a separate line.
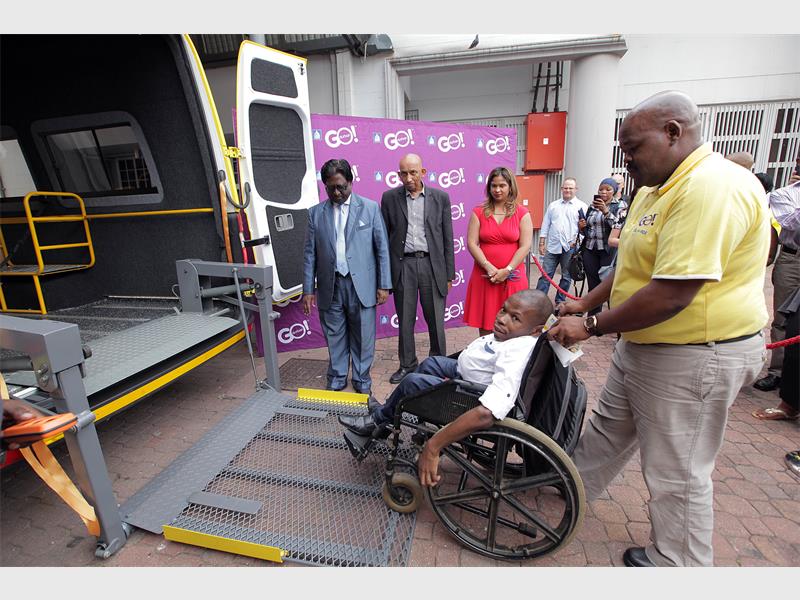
[535, 178, 588, 303]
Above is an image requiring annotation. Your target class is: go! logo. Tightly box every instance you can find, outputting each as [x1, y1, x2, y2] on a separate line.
[450, 202, 466, 221]
[451, 269, 465, 287]
[437, 132, 465, 153]
[444, 301, 464, 322]
[384, 128, 414, 150]
[277, 319, 311, 344]
[389, 313, 417, 329]
[485, 136, 511, 156]
[453, 236, 467, 254]
[324, 125, 358, 148]
[439, 168, 465, 189]
[385, 171, 402, 188]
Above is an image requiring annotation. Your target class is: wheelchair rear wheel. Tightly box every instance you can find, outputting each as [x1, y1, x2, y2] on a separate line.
[426, 419, 585, 560]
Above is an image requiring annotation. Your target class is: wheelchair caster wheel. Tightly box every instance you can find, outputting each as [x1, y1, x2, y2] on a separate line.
[382, 472, 422, 513]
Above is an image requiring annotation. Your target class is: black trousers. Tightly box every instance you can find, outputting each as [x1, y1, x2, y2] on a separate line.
[395, 255, 446, 370]
[779, 293, 799, 411]
[582, 246, 614, 316]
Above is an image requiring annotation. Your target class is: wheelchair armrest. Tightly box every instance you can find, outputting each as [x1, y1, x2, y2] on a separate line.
[397, 378, 484, 427]
[450, 378, 487, 396]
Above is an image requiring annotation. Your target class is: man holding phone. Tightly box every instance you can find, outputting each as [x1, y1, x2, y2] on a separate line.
[536, 177, 588, 303]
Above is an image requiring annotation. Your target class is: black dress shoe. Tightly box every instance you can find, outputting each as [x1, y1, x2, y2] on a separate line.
[753, 375, 781, 392]
[338, 413, 390, 438]
[623, 547, 655, 567]
[327, 383, 346, 392]
[390, 367, 413, 384]
[338, 413, 379, 436]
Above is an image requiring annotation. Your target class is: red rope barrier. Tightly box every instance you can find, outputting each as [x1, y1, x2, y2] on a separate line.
[531, 254, 580, 301]
[766, 335, 800, 350]
[530, 254, 800, 350]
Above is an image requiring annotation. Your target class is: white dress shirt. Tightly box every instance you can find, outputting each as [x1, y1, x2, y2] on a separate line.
[539, 196, 589, 254]
[768, 182, 800, 249]
[334, 196, 351, 275]
[457, 334, 538, 419]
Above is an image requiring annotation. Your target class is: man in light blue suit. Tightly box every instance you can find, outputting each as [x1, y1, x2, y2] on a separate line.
[303, 158, 391, 394]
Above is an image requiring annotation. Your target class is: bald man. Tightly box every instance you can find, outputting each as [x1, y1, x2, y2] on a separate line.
[381, 154, 455, 384]
[549, 91, 769, 567]
[725, 151, 755, 171]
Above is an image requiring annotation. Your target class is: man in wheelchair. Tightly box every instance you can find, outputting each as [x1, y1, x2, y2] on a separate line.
[338, 288, 553, 483]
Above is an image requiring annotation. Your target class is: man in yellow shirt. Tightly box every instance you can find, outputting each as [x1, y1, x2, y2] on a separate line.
[549, 91, 769, 567]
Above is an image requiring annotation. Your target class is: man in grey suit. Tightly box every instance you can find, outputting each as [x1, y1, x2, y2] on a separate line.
[303, 158, 391, 395]
[381, 154, 455, 384]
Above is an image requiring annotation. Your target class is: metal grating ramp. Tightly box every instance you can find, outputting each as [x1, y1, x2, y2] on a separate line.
[3, 312, 240, 395]
[152, 392, 417, 567]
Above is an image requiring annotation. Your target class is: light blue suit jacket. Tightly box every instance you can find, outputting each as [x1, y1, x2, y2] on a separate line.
[303, 193, 392, 311]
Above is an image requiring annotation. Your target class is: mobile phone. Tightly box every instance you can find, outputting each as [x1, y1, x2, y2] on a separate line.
[593, 194, 602, 201]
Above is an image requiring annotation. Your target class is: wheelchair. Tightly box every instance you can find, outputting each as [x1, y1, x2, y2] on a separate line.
[343, 335, 588, 561]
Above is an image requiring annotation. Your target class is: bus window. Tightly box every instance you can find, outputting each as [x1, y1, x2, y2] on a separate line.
[32, 112, 163, 207]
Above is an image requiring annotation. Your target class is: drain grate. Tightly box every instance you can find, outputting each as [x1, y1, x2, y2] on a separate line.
[279, 358, 329, 391]
[167, 397, 417, 567]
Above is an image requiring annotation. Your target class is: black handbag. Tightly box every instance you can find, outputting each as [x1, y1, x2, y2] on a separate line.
[568, 232, 586, 281]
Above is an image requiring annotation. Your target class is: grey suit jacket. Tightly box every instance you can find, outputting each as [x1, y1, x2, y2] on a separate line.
[303, 193, 392, 311]
[380, 185, 455, 296]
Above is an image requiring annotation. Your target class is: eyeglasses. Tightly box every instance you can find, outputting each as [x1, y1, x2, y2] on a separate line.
[324, 183, 350, 194]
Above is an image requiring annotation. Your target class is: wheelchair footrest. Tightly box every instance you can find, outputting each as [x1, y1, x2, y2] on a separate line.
[343, 430, 372, 461]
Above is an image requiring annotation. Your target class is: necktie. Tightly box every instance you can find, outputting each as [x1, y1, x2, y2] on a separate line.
[336, 204, 348, 276]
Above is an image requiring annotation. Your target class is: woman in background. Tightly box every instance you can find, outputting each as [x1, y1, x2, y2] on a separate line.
[464, 167, 532, 335]
[582, 177, 626, 315]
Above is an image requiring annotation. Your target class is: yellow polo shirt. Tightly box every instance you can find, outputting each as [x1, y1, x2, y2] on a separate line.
[612, 143, 770, 344]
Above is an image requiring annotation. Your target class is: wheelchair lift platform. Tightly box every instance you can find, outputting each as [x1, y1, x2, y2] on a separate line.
[3, 308, 240, 399]
[121, 388, 418, 567]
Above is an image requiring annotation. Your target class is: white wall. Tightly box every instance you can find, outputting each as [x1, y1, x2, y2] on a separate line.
[406, 63, 571, 122]
[307, 55, 336, 114]
[347, 55, 389, 118]
[617, 34, 800, 108]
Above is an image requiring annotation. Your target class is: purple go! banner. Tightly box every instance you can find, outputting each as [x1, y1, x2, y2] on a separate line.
[272, 114, 517, 352]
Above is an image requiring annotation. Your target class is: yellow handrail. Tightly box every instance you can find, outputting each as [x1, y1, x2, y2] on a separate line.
[21, 191, 95, 275]
[0, 207, 214, 226]
[86, 208, 214, 220]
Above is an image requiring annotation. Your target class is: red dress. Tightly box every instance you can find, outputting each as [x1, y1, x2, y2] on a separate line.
[464, 205, 530, 330]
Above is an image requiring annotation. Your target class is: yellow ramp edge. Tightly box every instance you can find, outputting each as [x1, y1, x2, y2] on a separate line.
[162, 524, 286, 563]
[297, 387, 368, 405]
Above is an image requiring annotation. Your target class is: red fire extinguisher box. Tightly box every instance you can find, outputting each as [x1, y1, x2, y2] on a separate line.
[516, 174, 546, 228]
[525, 112, 567, 171]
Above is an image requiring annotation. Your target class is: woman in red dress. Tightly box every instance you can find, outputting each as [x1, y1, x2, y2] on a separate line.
[464, 167, 533, 334]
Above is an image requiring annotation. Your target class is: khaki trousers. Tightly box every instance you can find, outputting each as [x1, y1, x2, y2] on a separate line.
[768, 249, 800, 375]
[573, 335, 766, 566]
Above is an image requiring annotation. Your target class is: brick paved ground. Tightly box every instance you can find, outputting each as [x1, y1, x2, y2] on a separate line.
[1, 270, 798, 567]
